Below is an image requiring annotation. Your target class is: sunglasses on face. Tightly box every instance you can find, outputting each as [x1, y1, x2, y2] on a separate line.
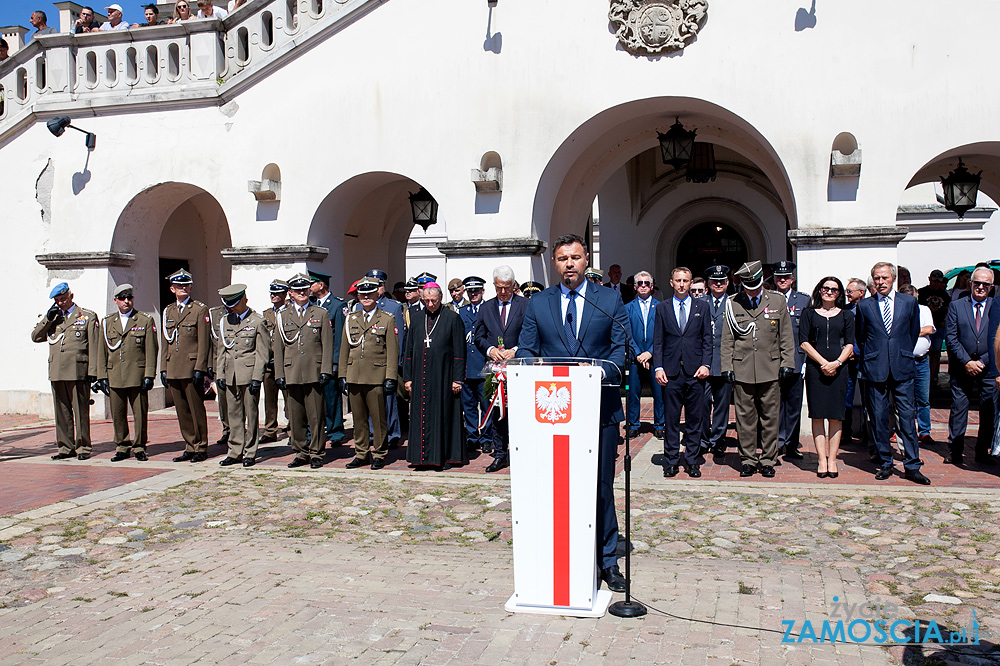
[115, 294, 133, 300]
[820, 286, 840, 293]
[635, 281, 652, 287]
[972, 280, 992, 288]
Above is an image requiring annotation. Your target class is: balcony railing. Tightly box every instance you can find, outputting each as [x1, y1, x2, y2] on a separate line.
[0, 0, 384, 141]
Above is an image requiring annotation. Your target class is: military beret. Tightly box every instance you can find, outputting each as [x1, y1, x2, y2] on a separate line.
[463, 276, 486, 290]
[269, 279, 289, 294]
[49, 282, 69, 298]
[113, 283, 134, 299]
[735, 261, 764, 289]
[448, 278, 464, 290]
[287, 273, 312, 289]
[356, 277, 380, 294]
[771, 260, 797, 276]
[347, 279, 360, 295]
[218, 283, 247, 306]
[365, 269, 389, 283]
[166, 269, 193, 285]
[705, 265, 730, 280]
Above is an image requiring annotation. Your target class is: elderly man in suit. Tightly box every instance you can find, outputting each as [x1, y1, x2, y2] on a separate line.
[624, 271, 664, 439]
[945, 266, 997, 465]
[653, 267, 713, 478]
[517, 233, 629, 594]
[475, 265, 528, 472]
[855, 262, 930, 484]
[701, 265, 733, 456]
[771, 260, 811, 460]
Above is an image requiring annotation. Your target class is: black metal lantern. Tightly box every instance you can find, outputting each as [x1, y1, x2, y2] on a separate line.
[658, 117, 696, 170]
[685, 142, 717, 183]
[940, 158, 982, 219]
[409, 187, 438, 232]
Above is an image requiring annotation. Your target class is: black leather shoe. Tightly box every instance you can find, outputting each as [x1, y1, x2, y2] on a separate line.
[173, 452, 194, 462]
[216, 434, 229, 446]
[242, 457, 255, 467]
[258, 435, 277, 444]
[310, 459, 323, 469]
[626, 429, 640, 439]
[711, 445, 726, 456]
[110, 452, 130, 462]
[134, 451, 148, 462]
[219, 457, 242, 467]
[481, 443, 493, 454]
[485, 458, 508, 473]
[949, 455, 963, 465]
[760, 465, 775, 478]
[874, 467, 892, 480]
[663, 465, 679, 478]
[601, 565, 626, 593]
[653, 429, 665, 439]
[740, 464, 756, 477]
[784, 447, 804, 460]
[371, 459, 385, 470]
[904, 470, 931, 485]
[191, 452, 207, 463]
[345, 458, 368, 469]
[51, 452, 75, 460]
[287, 458, 309, 468]
[76, 453, 90, 461]
[975, 455, 997, 466]
[687, 465, 701, 478]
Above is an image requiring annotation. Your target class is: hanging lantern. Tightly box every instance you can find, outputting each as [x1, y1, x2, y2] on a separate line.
[940, 158, 982, 219]
[658, 117, 696, 170]
[408, 187, 439, 232]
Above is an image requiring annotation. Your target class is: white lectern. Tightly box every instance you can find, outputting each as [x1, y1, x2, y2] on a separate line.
[498, 358, 620, 618]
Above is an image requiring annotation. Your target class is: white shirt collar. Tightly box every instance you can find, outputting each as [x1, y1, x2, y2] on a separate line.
[560, 280, 588, 299]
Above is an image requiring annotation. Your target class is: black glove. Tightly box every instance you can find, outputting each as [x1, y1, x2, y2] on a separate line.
[337, 377, 348, 395]
[46, 304, 60, 321]
[216, 378, 227, 392]
[98, 379, 110, 396]
[249, 380, 261, 396]
[275, 377, 287, 391]
[141, 377, 154, 392]
[721, 371, 735, 385]
[193, 370, 205, 385]
[207, 368, 215, 380]
[779, 366, 796, 381]
[319, 373, 333, 387]
[160, 370, 168, 388]
[383, 378, 397, 393]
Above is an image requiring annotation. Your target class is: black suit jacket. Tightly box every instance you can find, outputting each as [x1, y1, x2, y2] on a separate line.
[474, 295, 527, 374]
[652, 297, 713, 377]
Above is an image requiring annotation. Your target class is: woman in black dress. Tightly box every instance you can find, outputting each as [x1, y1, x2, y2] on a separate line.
[799, 277, 855, 478]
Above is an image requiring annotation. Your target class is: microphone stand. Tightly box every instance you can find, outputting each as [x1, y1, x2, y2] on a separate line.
[567, 278, 646, 618]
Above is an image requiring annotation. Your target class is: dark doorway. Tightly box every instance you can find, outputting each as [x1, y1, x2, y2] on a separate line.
[676, 222, 748, 279]
[159, 257, 189, 312]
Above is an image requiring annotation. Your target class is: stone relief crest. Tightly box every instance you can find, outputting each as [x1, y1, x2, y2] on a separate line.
[609, 0, 708, 55]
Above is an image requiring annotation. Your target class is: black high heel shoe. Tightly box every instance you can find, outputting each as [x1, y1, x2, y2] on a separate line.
[828, 471, 839, 478]
[817, 471, 829, 478]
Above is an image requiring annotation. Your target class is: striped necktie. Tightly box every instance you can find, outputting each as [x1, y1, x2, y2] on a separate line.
[881, 297, 892, 334]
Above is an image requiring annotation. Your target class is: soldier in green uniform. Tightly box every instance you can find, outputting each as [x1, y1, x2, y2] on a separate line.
[208, 303, 231, 447]
[214, 284, 269, 468]
[260, 279, 289, 444]
[96, 284, 158, 462]
[160, 269, 212, 462]
[273, 273, 334, 469]
[721, 261, 795, 478]
[338, 278, 399, 470]
[31, 282, 100, 460]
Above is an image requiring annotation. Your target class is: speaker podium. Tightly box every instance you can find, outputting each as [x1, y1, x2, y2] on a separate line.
[498, 357, 620, 618]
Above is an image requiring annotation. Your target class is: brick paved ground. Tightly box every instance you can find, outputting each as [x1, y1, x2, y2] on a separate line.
[0, 396, 998, 665]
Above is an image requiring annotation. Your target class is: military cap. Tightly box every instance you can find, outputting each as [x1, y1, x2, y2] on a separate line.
[166, 268, 193, 285]
[113, 283, 134, 299]
[415, 271, 437, 285]
[287, 273, 313, 290]
[771, 260, 797, 276]
[404, 278, 420, 291]
[218, 283, 247, 306]
[365, 268, 389, 283]
[705, 265, 730, 280]
[585, 268, 603, 281]
[269, 279, 289, 294]
[520, 281, 544, 296]
[463, 276, 486, 290]
[447, 278, 464, 290]
[356, 277, 380, 294]
[735, 261, 764, 289]
[49, 282, 70, 298]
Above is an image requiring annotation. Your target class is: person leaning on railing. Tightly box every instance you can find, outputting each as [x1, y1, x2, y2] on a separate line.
[133, 4, 167, 27]
[169, 1, 196, 23]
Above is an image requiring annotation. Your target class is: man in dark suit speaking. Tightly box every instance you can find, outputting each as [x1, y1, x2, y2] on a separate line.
[855, 261, 930, 484]
[516, 233, 629, 594]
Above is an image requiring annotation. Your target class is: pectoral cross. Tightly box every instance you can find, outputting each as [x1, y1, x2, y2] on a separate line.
[424, 334, 432, 348]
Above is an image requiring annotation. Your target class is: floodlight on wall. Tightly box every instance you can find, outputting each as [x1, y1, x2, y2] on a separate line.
[685, 142, 717, 183]
[46, 116, 97, 150]
[657, 117, 696, 170]
[940, 158, 982, 219]
[409, 187, 439, 232]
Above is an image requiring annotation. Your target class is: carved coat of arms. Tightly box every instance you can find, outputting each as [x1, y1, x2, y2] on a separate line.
[609, 0, 708, 55]
[535, 382, 572, 424]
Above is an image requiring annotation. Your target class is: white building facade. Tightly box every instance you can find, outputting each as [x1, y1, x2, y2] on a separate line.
[0, 0, 997, 414]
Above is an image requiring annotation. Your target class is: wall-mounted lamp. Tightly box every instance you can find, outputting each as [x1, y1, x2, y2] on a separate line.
[488, 0, 498, 6]
[47, 116, 97, 150]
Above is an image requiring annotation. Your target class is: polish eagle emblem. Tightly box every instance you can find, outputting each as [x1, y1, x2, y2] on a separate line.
[535, 382, 572, 423]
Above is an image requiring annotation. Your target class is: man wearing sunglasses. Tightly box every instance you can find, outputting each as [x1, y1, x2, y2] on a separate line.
[98, 284, 158, 462]
[944, 267, 997, 466]
[625, 271, 664, 440]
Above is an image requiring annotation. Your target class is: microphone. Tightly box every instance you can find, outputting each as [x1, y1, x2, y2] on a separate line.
[563, 276, 634, 368]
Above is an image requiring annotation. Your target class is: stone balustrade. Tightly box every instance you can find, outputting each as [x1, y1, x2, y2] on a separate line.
[0, 0, 382, 140]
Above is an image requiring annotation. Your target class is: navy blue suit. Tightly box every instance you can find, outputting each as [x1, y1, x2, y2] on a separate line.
[652, 296, 713, 468]
[624, 296, 664, 432]
[856, 291, 922, 471]
[517, 281, 627, 570]
[459, 302, 491, 449]
[315, 293, 347, 443]
[701, 294, 733, 450]
[475, 295, 527, 462]
[945, 296, 996, 460]
[778, 290, 810, 453]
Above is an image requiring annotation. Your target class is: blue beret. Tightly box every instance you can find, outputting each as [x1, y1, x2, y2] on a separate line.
[49, 282, 69, 298]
